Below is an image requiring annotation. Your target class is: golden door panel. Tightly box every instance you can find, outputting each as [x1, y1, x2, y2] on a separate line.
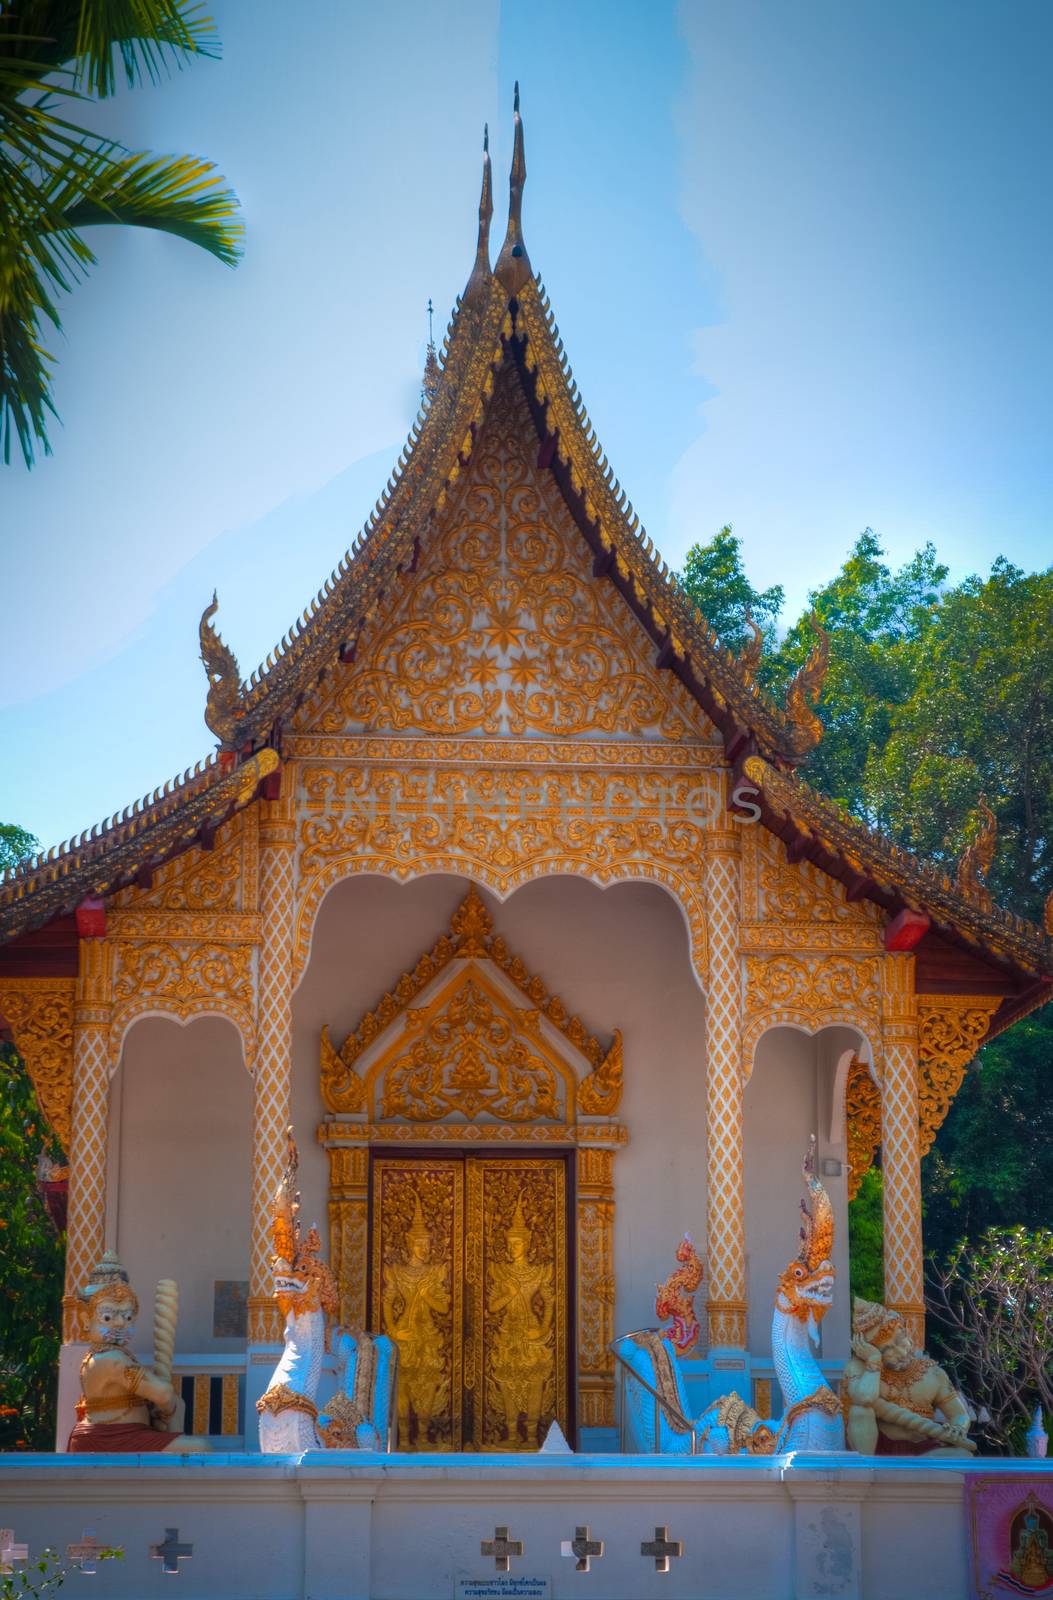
[369, 1154, 570, 1451]
[465, 1157, 568, 1451]
[371, 1157, 462, 1450]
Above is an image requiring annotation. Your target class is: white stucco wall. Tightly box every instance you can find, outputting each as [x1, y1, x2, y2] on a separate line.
[110, 1014, 253, 1350]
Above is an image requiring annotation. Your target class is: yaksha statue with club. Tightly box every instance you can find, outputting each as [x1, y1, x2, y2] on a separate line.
[67, 1252, 208, 1453]
[843, 1296, 975, 1456]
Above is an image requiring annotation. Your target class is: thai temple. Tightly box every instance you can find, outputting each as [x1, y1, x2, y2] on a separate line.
[2, 93, 1051, 1600]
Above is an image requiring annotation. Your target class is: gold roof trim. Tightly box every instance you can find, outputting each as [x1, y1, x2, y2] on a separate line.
[202, 278, 510, 750]
[319, 886, 620, 1116]
[510, 279, 815, 765]
[741, 755, 1053, 981]
[0, 749, 278, 943]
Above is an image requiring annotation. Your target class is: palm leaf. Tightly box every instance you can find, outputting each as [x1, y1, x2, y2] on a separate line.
[1, 143, 240, 464]
[73, 0, 220, 97]
[57, 148, 241, 264]
[1, 2, 219, 96]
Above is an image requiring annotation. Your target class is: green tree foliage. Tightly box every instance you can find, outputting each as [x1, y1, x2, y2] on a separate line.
[678, 532, 1052, 1316]
[678, 525, 784, 652]
[0, 820, 61, 1452]
[772, 531, 948, 813]
[0, 1042, 65, 1450]
[865, 560, 1053, 919]
[0, 824, 39, 870]
[927, 1227, 1053, 1454]
[923, 1009, 1053, 1267]
[1, 1, 242, 466]
[847, 1166, 884, 1303]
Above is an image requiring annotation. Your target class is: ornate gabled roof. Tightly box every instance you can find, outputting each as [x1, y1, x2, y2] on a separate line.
[0, 750, 277, 945]
[741, 757, 1049, 995]
[1, 90, 1051, 1021]
[196, 102, 819, 770]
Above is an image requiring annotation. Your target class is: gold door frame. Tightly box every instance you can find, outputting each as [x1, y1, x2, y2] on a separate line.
[319, 887, 627, 1434]
[369, 1151, 571, 1451]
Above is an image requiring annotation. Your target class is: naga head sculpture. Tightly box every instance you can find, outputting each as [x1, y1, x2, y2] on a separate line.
[272, 1129, 339, 1323]
[776, 1138, 836, 1328]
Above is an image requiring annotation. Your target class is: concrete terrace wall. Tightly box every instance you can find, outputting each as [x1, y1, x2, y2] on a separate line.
[5, 1451, 1036, 1600]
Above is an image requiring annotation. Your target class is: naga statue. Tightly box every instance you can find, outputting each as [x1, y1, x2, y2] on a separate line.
[257, 1130, 397, 1453]
[617, 1140, 843, 1454]
[655, 1235, 704, 1354]
[695, 1138, 843, 1452]
[67, 1253, 208, 1454]
[843, 1296, 975, 1456]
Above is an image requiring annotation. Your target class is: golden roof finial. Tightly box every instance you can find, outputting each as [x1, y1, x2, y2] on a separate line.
[462, 124, 494, 308]
[422, 297, 440, 403]
[738, 610, 764, 683]
[784, 614, 829, 757]
[199, 590, 245, 749]
[956, 795, 998, 904]
[495, 82, 532, 295]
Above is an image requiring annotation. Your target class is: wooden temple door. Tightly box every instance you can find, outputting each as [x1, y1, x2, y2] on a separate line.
[369, 1153, 572, 1451]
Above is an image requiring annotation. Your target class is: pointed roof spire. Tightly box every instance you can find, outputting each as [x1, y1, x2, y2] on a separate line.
[496, 81, 532, 294]
[462, 123, 494, 308]
[422, 297, 440, 403]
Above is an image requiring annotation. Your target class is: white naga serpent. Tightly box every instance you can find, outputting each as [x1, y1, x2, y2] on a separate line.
[256, 1133, 390, 1453]
[695, 1139, 844, 1454]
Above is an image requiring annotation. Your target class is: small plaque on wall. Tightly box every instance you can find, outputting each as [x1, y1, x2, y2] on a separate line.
[212, 1280, 248, 1338]
[457, 1582, 551, 1599]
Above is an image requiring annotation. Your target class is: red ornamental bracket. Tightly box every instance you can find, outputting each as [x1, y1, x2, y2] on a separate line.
[884, 908, 930, 952]
[74, 897, 106, 939]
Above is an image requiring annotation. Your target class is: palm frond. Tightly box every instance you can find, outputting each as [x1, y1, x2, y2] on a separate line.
[73, 1, 220, 96]
[0, 3, 219, 95]
[57, 148, 241, 264]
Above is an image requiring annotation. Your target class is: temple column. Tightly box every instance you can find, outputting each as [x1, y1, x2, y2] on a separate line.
[703, 829, 748, 1351]
[62, 939, 113, 1339]
[879, 953, 925, 1345]
[248, 787, 296, 1347]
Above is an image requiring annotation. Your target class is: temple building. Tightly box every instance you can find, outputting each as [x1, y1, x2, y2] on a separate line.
[1, 97, 1050, 1461]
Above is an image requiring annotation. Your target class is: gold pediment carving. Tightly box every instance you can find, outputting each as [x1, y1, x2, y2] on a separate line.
[294, 364, 718, 746]
[319, 887, 622, 1121]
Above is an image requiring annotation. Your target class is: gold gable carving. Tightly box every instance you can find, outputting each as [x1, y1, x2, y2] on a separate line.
[319, 887, 621, 1118]
[377, 971, 563, 1123]
[844, 995, 1002, 1196]
[295, 364, 716, 746]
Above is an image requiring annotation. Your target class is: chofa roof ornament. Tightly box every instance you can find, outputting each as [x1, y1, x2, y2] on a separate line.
[495, 83, 531, 295]
[199, 591, 245, 749]
[462, 124, 494, 310]
[784, 614, 830, 756]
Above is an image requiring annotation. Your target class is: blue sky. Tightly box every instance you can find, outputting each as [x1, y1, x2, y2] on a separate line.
[3, 0, 1051, 850]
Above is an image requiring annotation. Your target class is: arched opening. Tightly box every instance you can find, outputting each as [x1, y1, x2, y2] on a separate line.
[291, 869, 707, 1446]
[744, 1023, 865, 1365]
[110, 1014, 252, 1353]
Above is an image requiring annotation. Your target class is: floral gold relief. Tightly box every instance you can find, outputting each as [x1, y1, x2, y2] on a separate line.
[466, 1157, 567, 1451]
[372, 1158, 461, 1451]
[0, 978, 75, 1149]
[369, 1155, 568, 1452]
[379, 974, 563, 1123]
[297, 365, 711, 747]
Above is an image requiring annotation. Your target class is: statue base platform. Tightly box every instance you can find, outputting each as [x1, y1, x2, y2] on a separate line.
[4, 1451, 1050, 1599]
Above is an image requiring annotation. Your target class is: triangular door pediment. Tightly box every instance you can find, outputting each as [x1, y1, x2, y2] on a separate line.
[295, 363, 719, 745]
